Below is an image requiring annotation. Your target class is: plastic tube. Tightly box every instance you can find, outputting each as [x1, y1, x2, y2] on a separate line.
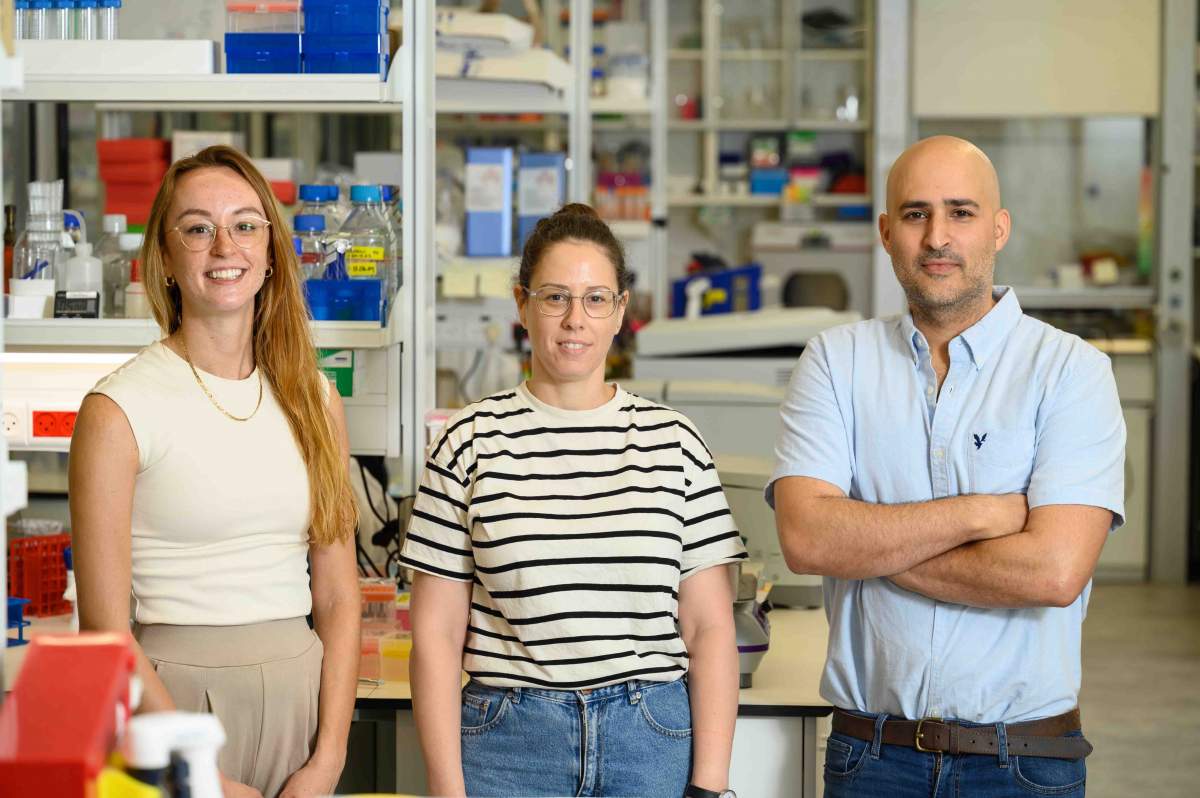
[49, 0, 72, 39]
[75, 0, 98, 39]
[14, 1, 28, 39]
[28, 0, 51, 40]
[98, 0, 119, 39]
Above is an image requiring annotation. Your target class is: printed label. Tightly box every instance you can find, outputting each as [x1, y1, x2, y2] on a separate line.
[347, 260, 379, 277]
[466, 163, 507, 213]
[349, 246, 385, 261]
[518, 166, 562, 217]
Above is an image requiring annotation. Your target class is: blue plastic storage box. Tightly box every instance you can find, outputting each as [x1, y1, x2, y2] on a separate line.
[225, 32, 301, 73]
[670, 263, 763, 317]
[305, 279, 383, 322]
[749, 168, 789, 195]
[302, 33, 388, 76]
[304, 0, 388, 36]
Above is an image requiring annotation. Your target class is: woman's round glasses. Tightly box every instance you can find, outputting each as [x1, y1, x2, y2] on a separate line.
[169, 217, 271, 252]
[523, 286, 623, 318]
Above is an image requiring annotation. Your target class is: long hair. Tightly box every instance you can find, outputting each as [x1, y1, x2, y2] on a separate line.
[141, 145, 357, 546]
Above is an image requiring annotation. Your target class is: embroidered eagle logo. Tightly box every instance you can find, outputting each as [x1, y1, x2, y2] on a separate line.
[973, 433, 988, 450]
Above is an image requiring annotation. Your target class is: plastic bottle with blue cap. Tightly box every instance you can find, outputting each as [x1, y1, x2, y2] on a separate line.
[98, 0, 120, 40]
[75, 0, 98, 39]
[27, 0, 51, 40]
[335, 185, 395, 322]
[49, 0, 73, 39]
[14, 0, 29, 39]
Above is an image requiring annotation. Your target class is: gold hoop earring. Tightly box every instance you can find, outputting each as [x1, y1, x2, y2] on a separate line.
[165, 275, 176, 287]
[265, 267, 274, 278]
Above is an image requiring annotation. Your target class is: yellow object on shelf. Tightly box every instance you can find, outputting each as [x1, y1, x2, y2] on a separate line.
[380, 634, 413, 682]
[97, 767, 163, 798]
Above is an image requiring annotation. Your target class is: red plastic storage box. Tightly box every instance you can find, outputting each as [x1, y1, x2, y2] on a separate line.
[7, 533, 71, 617]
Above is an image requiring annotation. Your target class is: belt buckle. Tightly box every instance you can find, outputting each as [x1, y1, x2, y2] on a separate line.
[914, 717, 944, 753]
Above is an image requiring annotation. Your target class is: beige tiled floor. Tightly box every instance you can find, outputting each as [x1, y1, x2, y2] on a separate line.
[1080, 583, 1200, 797]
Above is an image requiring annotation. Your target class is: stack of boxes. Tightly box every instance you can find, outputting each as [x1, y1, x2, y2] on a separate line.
[96, 138, 170, 227]
[224, 1, 390, 77]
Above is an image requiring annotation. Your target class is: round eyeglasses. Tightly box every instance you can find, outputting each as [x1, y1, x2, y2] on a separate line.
[169, 217, 272, 252]
[523, 286, 624, 318]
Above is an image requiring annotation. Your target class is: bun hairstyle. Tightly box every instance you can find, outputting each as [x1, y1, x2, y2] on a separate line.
[517, 202, 631, 292]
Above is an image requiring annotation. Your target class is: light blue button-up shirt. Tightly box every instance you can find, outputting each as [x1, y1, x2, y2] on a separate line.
[766, 287, 1125, 723]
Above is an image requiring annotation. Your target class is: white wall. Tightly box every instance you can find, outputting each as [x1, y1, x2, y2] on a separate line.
[913, 0, 1160, 118]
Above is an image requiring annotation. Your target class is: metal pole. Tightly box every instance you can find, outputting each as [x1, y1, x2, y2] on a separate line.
[568, 0, 592, 202]
[649, 0, 668, 320]
[1150, 0, 1193, 582]
[870, 0, 910, 317]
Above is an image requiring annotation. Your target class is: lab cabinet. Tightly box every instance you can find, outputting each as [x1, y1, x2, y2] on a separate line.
[1095, 353, 1155, 581]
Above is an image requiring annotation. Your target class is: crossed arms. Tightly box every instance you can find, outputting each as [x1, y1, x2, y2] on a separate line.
[772, 476, 1111, 609]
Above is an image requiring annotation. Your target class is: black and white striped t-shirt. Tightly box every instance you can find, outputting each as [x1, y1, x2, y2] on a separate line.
[400, 382, 747, 689]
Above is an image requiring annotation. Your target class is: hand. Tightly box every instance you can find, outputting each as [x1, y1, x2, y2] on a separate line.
[980, 493, 1029, 540]
[220, 773, 263, 798]
[278, 760, 341, 798]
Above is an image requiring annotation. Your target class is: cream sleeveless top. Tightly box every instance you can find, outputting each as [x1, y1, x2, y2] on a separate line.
[91, 341, 314, 625]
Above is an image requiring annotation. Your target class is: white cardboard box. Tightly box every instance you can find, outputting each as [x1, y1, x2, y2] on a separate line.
[15, 39, 216, 76]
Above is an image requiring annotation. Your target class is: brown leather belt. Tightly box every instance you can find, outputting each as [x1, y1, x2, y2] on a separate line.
[832, 708, 1093, 761]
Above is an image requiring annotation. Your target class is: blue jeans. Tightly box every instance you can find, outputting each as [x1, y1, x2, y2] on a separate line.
[460, 677, 693, 798]
[823, 713, 1087, 798]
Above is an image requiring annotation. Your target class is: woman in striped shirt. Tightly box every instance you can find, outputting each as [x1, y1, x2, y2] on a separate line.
[403, 203, 747, 798]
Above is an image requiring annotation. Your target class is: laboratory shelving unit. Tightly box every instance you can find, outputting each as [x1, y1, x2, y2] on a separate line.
[0, 2, 437, 493]
[435, 0, 672, 318]
[1, 45, 26, 694]
[666, 0, 874, 209]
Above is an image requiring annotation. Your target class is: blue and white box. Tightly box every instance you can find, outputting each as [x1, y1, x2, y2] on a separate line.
[465, 147, 514, 257]
[517, 152, 566, 249]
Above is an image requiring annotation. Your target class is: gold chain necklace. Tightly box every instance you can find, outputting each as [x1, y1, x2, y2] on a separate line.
[178, 337, 263, 422]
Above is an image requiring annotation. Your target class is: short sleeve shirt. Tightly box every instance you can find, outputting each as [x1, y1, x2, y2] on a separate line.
[766, 288, 1126, 723]
[401, 382, 747, 689]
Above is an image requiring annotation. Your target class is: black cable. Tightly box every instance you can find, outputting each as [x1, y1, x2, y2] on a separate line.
[457, 348, 486, 404]
[357, 459, 388, 526]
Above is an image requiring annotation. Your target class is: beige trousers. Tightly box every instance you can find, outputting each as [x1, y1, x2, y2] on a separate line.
[135, 617, 323, 798]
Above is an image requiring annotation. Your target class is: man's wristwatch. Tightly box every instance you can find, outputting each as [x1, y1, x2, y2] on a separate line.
[684, 785, 736, 798]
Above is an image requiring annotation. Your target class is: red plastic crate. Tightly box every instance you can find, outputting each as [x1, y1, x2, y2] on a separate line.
[7, 534, 71, 617]
[96, 138, 170, 164]
[98, 159, 169, 183]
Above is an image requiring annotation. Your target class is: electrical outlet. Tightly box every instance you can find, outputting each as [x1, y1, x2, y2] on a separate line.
[3, 402, 28, 446]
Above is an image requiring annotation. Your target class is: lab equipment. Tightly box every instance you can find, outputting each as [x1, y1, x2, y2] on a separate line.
[63, 546, 79, 632]
[670, 263, 763, 317]
[733, 565, 771, 687]
[6, 597, 31, 647]
[63, 209, 84, 249]
[121, 712, 226, 798]
[11, 180, 67, 318]
[224, 1, 302, 74]
[59, 242, 103, 317]
[434, 7, 533, 54]
[293, 214, 326, 279]
[98, 0, 119, 39]
[75, 0, 97, 39]
[517, 152, 565, 248]
[119, 232, 148, 319]
[465, 147, 514, 257]
[27, 0, 49, 40]
[302, 0, 389, 76]
[48, 0, 72, 39]
[15, 0, 28, 39]
[96, 212, 127, 317]
[0, 632, 139, 795]
[315, 184, 390, 321]
[7, 532, 73, 616]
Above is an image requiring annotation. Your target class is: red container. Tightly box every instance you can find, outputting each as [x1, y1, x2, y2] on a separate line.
[103, 202, 152, 226]
[270, 180, 297, 205]
[7, 534, 71, 617]
[105, 181, 163, 206]
[98, 160, 169, 183]
[96, 138, 171, 164]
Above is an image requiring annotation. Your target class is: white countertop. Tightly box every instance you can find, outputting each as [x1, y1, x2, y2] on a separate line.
[358, 607, 832, 716]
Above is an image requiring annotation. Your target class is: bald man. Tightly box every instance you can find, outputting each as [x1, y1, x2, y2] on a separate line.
[767, 136, 1125, 797]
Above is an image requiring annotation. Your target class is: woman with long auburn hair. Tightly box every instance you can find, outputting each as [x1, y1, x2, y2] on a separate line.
[69, 145, 360, 798]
